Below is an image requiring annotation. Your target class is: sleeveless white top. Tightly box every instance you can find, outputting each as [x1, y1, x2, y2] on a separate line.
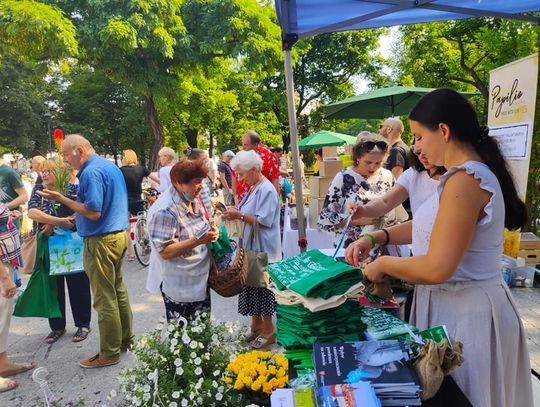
[396, 168, 439, 256]
[413, 161, 504, 281]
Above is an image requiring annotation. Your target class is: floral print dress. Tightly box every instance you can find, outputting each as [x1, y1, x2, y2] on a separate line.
[317, 167, 395, 248]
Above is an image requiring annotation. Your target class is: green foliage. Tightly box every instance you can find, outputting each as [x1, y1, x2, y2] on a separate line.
[52, 160, 71, 196]
[0, 0, 78, 61]
[0, 57, 50, 156]
[56, 67, 151, 165]
[260, 29, 387, 149]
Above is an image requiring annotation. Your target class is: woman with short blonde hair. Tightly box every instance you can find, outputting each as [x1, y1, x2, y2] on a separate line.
[120, 150, 156, 260]
[121, 149, 138, 166]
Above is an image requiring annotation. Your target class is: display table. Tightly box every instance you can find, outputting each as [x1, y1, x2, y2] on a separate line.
[282, 202, 335, 259]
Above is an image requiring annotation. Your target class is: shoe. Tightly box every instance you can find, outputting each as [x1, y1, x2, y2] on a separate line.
[45, 329, 66, 344]
[0, 377, 17, 393]
[79, 354, 119, 369]
[0, 362, 34, 377]
[72, 327, 91, 343]
[244, 331, 260, 343]
[249, 334, 276, 349]
[126, 255, 136, 262]
[120, 342, 133, 353]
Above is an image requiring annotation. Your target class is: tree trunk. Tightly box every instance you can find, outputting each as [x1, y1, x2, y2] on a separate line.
[145, 95, 165, 170]
[209, 132, 214, 158]
[185, 129, 198, 148]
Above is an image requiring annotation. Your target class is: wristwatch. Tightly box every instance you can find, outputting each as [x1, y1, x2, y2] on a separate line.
[239, 213, 245, 222]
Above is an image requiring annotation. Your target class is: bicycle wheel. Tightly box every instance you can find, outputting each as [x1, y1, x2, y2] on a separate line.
[133, 218, 151, 267]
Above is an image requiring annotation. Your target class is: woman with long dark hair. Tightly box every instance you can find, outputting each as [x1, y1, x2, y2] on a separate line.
[345, 88, 532, 406]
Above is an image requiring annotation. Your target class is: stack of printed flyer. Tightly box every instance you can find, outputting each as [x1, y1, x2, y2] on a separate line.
[313, 340, 421, 406]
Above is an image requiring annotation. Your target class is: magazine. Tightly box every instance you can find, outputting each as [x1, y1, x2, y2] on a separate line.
[313, 341, 421, 406]
[313, 341, 414, 388]
[316, 382, 381, 407]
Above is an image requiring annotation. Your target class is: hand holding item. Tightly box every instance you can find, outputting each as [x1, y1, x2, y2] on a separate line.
[10, 210, 21, 221]
[362, 258, 389, 283]
[222, 206, 240, 221]
[198, 228, 219, 245]
[58, 217, 75, 230]
[345, 236, 374, 267]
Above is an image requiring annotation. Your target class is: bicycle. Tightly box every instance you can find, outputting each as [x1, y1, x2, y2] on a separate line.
[129, 188, 159, 267]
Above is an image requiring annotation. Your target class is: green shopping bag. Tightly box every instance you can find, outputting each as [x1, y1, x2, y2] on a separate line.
[267, 249, 362, 299]
[13, 232, 62, 318]
[209, 226, 233, 262]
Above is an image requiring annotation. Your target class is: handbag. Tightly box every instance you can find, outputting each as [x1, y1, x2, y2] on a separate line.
[20, 232, 38, 275]
[208, 228, 248, 297]
[20, 199, 43, 275]
[48, 228, 84, 276]
[13, 232, 62, 318]
[245, 219, 269, 288]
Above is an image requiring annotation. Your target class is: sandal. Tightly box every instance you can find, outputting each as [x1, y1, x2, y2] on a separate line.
[0, 377, 17, 393]
[72, 327, 91, 343]
[45, 329, 66, 344]
[0, 362, 34, 377]
[127, 255, 136, 262]
[244, 331, 260, 343]
[249, 334, 276, 349]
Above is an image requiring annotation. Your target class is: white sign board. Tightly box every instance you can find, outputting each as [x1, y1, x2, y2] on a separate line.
[490, 122, 530, 160]
[488, 53, 538, 198]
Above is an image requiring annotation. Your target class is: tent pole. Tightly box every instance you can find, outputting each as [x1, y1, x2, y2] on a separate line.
[284, 49, 307, 252]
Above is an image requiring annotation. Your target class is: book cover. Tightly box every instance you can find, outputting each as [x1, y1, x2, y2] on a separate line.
[313, 341, 415, 388]
[316, 382, 381, 407]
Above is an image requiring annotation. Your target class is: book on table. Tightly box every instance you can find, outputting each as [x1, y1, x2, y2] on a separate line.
[313, 340, 421, 406]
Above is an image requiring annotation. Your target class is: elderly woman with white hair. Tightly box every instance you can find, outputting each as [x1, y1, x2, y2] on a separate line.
[156, 147, 176, 192]
[222, 150, 281, 349]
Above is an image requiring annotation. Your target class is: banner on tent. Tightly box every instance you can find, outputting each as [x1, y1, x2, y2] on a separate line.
[488, 53, 538, 198]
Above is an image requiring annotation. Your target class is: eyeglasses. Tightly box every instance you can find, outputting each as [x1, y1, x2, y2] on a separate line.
[41, 170, 52, 176]
[360, 141, 388, 152]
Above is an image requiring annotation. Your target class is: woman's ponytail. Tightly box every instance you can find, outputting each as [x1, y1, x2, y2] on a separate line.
[472, 128, 528, 230]
[410, 89, 528, 230]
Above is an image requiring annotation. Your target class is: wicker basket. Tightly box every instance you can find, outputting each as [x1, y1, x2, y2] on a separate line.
[209, 247, 248, 297]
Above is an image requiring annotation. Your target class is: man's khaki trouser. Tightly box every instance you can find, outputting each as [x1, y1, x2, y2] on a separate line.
[84, 231, 133, 359]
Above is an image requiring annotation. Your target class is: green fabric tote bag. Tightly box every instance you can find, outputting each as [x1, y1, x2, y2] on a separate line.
[13, 232, 62, 318]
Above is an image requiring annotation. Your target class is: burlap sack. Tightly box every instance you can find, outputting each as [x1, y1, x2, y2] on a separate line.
[413, 338, 464, 400]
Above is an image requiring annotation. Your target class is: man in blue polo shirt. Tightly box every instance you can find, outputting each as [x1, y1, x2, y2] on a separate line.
[39, 134, 133, 369]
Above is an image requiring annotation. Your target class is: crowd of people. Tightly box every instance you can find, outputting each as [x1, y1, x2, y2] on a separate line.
[0, 88, 533, 406]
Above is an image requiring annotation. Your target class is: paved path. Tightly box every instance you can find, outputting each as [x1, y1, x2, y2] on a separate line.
[2, 261, 249, 406]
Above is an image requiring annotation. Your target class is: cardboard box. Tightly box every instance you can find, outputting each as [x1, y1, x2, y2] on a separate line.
[517, 249, 540, 265]
[520, 232, 540, 250]
[309, 176, 332, 198]
[322, 146, 338, 158]
[319, 159, 343, 177]
[309, 197, 325, 229]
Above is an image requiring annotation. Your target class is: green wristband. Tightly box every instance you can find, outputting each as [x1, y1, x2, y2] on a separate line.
[361, 232, 378, 248]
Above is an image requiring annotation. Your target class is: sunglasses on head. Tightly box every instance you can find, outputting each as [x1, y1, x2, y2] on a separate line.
[360, 141, 388, 152]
